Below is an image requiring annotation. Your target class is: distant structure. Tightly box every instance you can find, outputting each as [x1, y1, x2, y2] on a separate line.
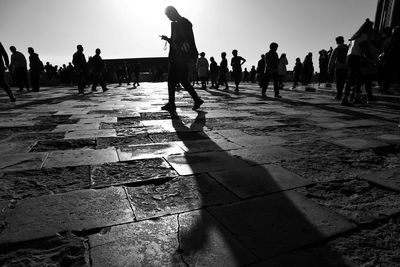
[375, 0, 400, 31]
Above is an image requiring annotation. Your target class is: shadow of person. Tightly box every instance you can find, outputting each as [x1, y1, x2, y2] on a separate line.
[167, 110, 355, 266]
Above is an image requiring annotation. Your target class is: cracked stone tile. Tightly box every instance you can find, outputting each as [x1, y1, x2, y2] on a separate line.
[0, 166, 90, 200]
[125, 174, 238, 220]
[227, 135, 286, 147]
[0, 187, 134, 244]
[89, 215, 182, 266]
[0, 152, 47, 172]
[166, 151, 249, 176]
[207, 191, 355, 260]
[30, 139, 96, 152]
[64, 129, 116, 139]
[0, 232, 90, 266]
[96, 135, 153, 149]
[327, 138, 389, 151]
[238, 120, 286, 128]
[178, 210, 257, 266]
[0, 140, 37, 154]
[6, 132, 65, 142]
[210, 164, 312, 199]
[117, 142, 185, 161]
[43, 148, 119, 168]
[229, 146, 301, 165]
[91, 158, 178, 188]
[149, 131, 209, 143]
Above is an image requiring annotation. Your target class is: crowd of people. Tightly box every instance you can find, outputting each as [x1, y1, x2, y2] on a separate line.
[1, 11, 399, 111]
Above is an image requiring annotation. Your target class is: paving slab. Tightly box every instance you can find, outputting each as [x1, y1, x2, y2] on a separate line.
[175, 139, 242, 153]
[52, 123, 100, 132]
[227, 135, 287, 147]
[229, 146, 301, 165]
[0, 140, 37, 154]
[327, 138, 389, 151]
[91, 158, 178, 188]
[210, 164, 312, 199]
[178, 210, 257, 266]
[89, 215, 181, 267]
[363, 168, 400, 192]
[117, 142, 185, 161]
[64, 129, 116, 139]
[125, 174, 238, 220]
[316, 122, 350, 130]
[43, 148, 119, 168]
[0, 166, 90, 200]
[207, 191, 356, 260]
[238, 120, 286, 128]
[0, 152, 48, 172]
[30, 139, 96, 152]
[166, 151, 250, 176]
[375, 134, 400, 144]
[0, 186, 134, 244]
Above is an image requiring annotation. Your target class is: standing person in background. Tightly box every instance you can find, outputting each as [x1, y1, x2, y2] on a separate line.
[292, 57, 303, 89]
[160, 6, 204, 111]
[261, 42, 280, 98]
[9, 46, 29, 92]
[230, 49, 246, 93]
[250, 65, 256, 83]
[27, 47, 43, 92]
[302, 52, 314, 85]
[0, 42, 16, 102]
[133, 61, 141, 87]
[257, 54, 265, 87]
[341, 18, 374, 106]
[318, 50, 329, 86]
[243, 68, 249, 83]
[72, 44, 88, 94]
[328, 36, 349, 101]
[209, 56, 219, 89]
[196, 52, 209, 89]
[277, 53, 288, 89]
[90, 48, 108, 93]
[218, 52, 229, 90]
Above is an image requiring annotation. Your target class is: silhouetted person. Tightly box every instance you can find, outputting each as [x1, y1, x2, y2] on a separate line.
[230, 49, 246, 93]
[44, 62, 54, 80]
[250, 65, 256, 83]
[72, 45, 88, 94]
[292, 58, 303, 89]
[257, 54, 265, 87]
[218, 52, 229, 90]
[27, 47, 43, 92]
[133, 61, 141, 87]
[9, 46, 29, 92]
[318, 50, 329, 86]
[160, 6, 204, 111]
[261, 42, 281, 98]
[328, 36, 349, 100]
[302, 53, 314, 85]
[209, 56, 219, 89]
[0, 42, 16, 102]
[278, 53, 288, 89]
[196, 52, 209, 89]
[90, 48, 108, 92]
[341, 18, 374, 106]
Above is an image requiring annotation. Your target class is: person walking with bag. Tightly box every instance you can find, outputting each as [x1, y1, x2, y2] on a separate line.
[160, 6, 204, 111]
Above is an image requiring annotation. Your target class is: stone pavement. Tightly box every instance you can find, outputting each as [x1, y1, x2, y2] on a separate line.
[0, 82, 400, 266]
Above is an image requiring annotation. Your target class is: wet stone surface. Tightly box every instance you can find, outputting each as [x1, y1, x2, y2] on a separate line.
[149, 131, 209, 143]
[0, 166, 90, 200]
[296, 179, 400, 224]
[30, 139, 96, 152]
[96, 135, 153, 149]
[91, 158, 178, 188]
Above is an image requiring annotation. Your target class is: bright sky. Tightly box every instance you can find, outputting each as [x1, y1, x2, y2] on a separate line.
[1, 0, 377, 70]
